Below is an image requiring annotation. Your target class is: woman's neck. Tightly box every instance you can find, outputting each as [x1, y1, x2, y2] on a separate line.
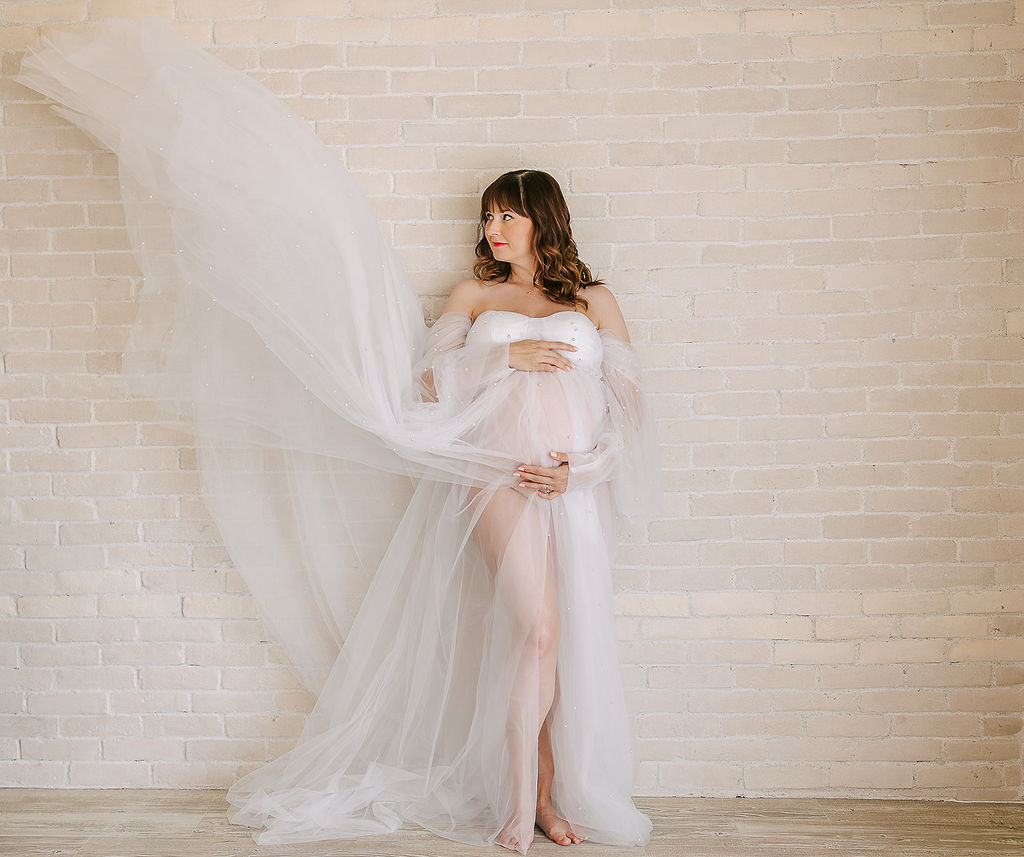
[506, 259, 537, 289]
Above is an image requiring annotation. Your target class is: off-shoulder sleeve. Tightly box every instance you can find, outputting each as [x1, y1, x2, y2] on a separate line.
[566, 329, 660, 521]
[413, 311, 515, 410]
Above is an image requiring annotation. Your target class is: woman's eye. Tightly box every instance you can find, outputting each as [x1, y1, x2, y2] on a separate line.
[503, 214, 513, 221]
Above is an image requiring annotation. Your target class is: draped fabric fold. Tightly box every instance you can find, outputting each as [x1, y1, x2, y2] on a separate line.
[17, 17, 658, 851]
[569, 330, 660, 519]
[414, 311, 515, 407]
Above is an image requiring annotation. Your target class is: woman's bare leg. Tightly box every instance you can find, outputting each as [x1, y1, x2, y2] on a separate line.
[472, 487, 562, 852]
[535, 716, 584, 845]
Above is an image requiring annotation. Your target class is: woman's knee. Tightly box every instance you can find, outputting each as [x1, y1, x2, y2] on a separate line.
[535, 614, 560, 659]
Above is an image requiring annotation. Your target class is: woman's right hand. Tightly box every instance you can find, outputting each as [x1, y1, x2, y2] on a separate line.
[508, 339, 577, 372]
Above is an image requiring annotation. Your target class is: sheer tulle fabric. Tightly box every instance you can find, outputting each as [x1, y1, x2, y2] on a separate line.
[17, 18, 658, 851]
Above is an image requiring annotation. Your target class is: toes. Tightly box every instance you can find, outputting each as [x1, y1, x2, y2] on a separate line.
[495, 833, 520, 852]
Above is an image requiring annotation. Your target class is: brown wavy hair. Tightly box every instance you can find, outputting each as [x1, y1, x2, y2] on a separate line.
[473, 169, 602, 309]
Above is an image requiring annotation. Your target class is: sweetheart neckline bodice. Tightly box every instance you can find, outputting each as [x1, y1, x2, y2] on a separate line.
[472, 309, 599, 332]
[466, 307, 604, 375]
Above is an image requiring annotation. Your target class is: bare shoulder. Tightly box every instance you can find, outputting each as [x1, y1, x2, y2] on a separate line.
[440, 278, 486, 317]
[582, 284, 630, 342]
[583, 284, 619, 315]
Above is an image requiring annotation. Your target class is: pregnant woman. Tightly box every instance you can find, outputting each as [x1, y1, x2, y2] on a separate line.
[17, 19, 658, 854]
[413, 168, 649, 851]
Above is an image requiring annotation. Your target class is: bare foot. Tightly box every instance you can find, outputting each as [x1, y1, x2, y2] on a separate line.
[496, 824, 535, 854]
[536, 803, 584, 846]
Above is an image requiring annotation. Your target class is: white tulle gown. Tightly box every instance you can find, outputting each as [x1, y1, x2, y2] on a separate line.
[17, 18, 658, 852]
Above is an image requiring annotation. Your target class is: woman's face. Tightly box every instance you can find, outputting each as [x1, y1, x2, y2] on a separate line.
[484, 207, 534, 268]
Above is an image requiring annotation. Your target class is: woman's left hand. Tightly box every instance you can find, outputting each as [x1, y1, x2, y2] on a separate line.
[516, 452, 570, 499]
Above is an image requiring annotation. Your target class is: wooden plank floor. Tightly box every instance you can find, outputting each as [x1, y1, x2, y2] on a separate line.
[0, 790, 1022, 856]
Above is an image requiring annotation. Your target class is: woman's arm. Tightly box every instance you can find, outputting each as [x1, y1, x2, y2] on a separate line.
[440, 277, 486, 317]
[517, 285, 634, 500]
[417, 280, 484, 401]
[586, 284, 631, 343]
[525, 286, 658, 516]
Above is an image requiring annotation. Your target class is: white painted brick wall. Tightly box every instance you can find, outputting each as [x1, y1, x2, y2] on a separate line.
[0, 1, 1021, 799]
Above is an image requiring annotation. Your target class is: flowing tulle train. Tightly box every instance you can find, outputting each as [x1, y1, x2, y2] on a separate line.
[16, 19, 658, 851]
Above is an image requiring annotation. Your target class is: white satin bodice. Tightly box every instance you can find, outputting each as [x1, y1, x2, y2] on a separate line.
[466, 310, 603, 375]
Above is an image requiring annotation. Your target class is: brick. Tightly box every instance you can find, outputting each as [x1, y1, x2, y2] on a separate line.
[768, 737, 855, 762]
[922, 158, 1013, 184]
[951, 590, 1024, 614]
[775, 642, 858, 665]
[701, 34, 790, 62]
[776, 490, 860, 515]
[915, 764, 1005, 789]
[882, 27, 974, 54]
[21, 738, 99, 761]
[564, 11, 650, 38]
[830, 763, 916, 789]
[974, 24, 1024, 50]
[655, 11, 740, 35]
[835, 5, 927, 31]
[222, 666, 303, 691]
[791, 33, 879, 57]
[870, 539, 957, 563]
[774, 691, 859, 713]
[729, 616, 813, 640]
[913, 515, 998, 539]
[948, 688, 1024, 714]
[688, 690, 771, 714]
[834, 56, 919, 85]
[861, 690, 947, 714]
[698, 87, 785, 114]
[807, 715, 889, 738]
[823, 515, 909, 540]
[816, 617, 899, 641]
[951, 639, 1024, 662]
[660, 762, 742, 790]
[981, 711, 1022, 737]
[224, 713, 305, 739]
[860, 640, 947, 664]
[476, 14, 560, 41]
[946, 739, 1022, 762]
[17, 596, 96, 619]
[613, 594, 688, 618]
[819, 665, 905, 690]
[954, 488, 1024, 513]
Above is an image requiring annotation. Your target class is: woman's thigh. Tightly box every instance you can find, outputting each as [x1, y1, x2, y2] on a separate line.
[471, 488, 558, 638]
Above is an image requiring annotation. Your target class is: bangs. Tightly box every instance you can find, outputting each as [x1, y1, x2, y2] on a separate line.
[480, 172, 527, 219]
[472, 168, 602, 300]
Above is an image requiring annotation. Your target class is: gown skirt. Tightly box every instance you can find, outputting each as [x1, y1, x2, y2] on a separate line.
[16, 18, 659, 852]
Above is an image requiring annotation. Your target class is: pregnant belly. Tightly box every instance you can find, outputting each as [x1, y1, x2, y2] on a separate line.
[473, 372, 605, 465]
